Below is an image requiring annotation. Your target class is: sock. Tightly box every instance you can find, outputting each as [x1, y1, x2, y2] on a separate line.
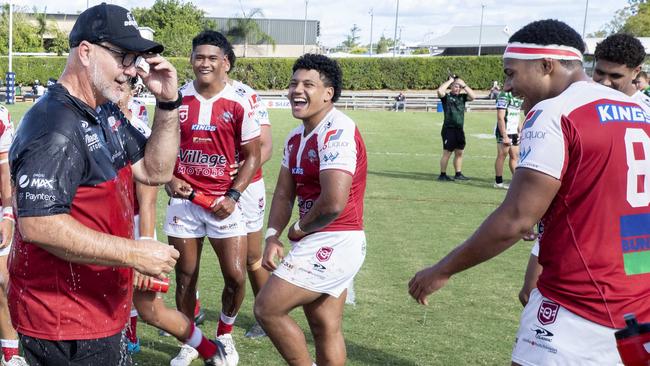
[126, 309, 138, 343]
[216, 311, 237, 336]
[495, 176, 503, 184]
[455, 171, 462, 177]
[1, 339, 19, 361]
[194, 298, 201, 318]
[185, 323, 217, 359]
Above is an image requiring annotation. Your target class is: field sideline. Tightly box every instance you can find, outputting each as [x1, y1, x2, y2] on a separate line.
[6, 103, 533, 365]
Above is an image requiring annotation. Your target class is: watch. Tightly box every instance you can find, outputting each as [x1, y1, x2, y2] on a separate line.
[156, 91, 183, 110]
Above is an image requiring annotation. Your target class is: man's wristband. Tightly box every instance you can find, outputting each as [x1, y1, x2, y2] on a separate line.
[156, 91, 183, 110]
[264, 228, 278, 240]
[225, 188, 241, 202]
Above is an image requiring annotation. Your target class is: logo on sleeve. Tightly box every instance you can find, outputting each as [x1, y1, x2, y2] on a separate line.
[324, 129, 343, 144]
[323, 152, 339, 162]
[523, 110, 543, 130]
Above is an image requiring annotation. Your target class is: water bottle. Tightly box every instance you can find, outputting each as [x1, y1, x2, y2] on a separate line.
[615, 313, 650, 366]
[188, 190, 216, 210]
[147, 278, 169, 293]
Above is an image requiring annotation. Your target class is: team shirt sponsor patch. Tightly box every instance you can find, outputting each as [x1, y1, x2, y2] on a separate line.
[619, 213, 650, 275]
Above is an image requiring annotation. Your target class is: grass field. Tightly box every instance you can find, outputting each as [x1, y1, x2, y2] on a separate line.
[6, 102, 533, 365]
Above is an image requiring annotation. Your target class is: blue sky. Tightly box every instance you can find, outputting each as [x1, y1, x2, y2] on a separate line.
[21, 0, 629, 47]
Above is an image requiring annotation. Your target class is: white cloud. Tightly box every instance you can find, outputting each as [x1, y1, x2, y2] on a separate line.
[21, 0, 628, 46]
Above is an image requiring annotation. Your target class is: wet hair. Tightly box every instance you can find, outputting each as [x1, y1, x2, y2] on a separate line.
[595, 34, 646, 68]
[509, 19, 585, 69]
[292, 54, 342, 103]
[191, 30, 233, 57]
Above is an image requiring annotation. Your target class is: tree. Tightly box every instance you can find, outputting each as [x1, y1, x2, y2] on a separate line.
[226, 6, 276, 57]
[0, 5, 42, 54]
[33, 6, 48, 49]
[341, 24, 361, 50]
[375, 35, 394, 54]
[46, 27, 69, 55]
[132, 0, 215, 57]
[622, 2, 650, 35]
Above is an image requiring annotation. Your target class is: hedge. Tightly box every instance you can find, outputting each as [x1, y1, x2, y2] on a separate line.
[0, 55, 505, 90]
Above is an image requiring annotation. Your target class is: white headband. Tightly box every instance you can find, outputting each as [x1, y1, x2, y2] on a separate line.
[503, 42, 583, 61]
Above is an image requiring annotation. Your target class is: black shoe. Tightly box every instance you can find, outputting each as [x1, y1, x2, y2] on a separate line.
[454, 174, 470, 181]
[437, 174, 453, 181]
[195, 307, 207, 326]
[204, 340, 228, 366]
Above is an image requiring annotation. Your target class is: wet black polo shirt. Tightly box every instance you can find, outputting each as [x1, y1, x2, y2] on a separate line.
[8, 84, 147, 340]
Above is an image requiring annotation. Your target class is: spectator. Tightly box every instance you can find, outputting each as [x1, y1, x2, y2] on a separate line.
[634, 70, 650, 97]
[488, 81, 500, 99]
[393, 92, 406, 111]
[436, 76, 476, 181]
[493, 91, 523, 189]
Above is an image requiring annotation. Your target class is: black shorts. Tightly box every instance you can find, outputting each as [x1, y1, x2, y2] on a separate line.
[20, 332, 130, 366]
[441, 127, 466, 151]
[495, 131, 520, 146]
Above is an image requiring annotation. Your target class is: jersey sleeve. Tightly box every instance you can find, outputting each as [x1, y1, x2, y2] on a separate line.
[496, 92, 508, 110]
[13, 132, 86, 217]
[0, 106, 13, 153]
[129, 115, 152, 139]
[517, 108, 566, 179]
[251, 94, 271, 126]
[319, 126, 357, 175]
[239, 99, 261, 144]
[281, 133, 293, 168]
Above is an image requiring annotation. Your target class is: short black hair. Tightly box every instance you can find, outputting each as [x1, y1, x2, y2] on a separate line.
[638, 70, 648, 80]
[292, 54, 343, 103]
[595, 33, 646, 68]
[509, 19, 585, 68]
[225, 47, 236, 73]
[191, 30, 233, 56]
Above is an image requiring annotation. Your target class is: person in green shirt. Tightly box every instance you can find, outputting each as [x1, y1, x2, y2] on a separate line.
[493, 91, 523, 189]
[436, 76, 476, 181]
[633, 70, 650, 97]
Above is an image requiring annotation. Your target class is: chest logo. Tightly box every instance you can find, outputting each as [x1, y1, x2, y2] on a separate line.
[179, 105, 189, 124]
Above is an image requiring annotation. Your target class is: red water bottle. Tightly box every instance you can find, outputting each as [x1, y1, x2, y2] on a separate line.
[615, 313, 650, 366]
[147, 277, 169, 293]
[188, 190, 216, 210]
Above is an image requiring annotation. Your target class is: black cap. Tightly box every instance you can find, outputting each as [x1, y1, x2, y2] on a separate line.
[69, 3, 163, 54]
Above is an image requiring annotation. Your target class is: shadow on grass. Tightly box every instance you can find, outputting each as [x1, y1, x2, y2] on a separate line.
[347, 341, 419, 366]
[368, 170, 438, 182]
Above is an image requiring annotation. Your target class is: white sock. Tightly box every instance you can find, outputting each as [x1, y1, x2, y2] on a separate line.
[220, 311, 237, 325]
[0, 339, 18, 348]
[185, 326, 203, 349]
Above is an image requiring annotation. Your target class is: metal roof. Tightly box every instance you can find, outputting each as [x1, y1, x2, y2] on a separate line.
[210, 17, 319, 45]
[421, 25, 511, 48]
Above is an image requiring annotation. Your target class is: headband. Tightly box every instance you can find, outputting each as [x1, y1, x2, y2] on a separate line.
[503, 42, 583, 61]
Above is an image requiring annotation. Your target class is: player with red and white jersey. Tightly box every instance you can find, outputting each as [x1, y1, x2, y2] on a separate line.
[409, 20, 650, 365]
[0, 105, 27, 366]
[256, 54, 367, 366]
[164, 31, 260, 366]
[128, 95, 149, 126]
[223, 48, 274, 339]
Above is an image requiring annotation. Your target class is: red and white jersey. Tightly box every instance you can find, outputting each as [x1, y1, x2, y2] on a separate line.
[519, 80, 650, 328]
[175, 82, 259, 198]
[128, 98, 149, 125]
[282, 108, 367, 232]
[0, 105, 13, 153]
[232, 80, 270, 183]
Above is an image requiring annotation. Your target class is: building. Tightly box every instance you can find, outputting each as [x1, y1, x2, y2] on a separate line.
[420, 25, 511, 56]
[28, 12, 320, 58]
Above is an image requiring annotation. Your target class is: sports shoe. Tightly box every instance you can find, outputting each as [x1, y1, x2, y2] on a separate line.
[170, 344, 199, 366]
[493, 182, 509, 189]
[1, 356, 28, 366]
[244, 322, 266, 339]
[437, 174, 453, 181]
[204, 340, 229, 366]
[216, 334, 239, 366]
[454, 174, 470, 181]
[195, 307, 207, 326]
[127, 338, 141, 354]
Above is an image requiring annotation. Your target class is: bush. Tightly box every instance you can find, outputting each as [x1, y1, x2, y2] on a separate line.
[0, 55, 505, 90]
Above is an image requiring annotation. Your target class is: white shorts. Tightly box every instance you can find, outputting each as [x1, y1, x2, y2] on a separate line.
[133, 214, 158, 240]
[240, 179, 266, 233]
[511, 289, 623, 366]
[163, 198, 246, 239]
[273, 231, 366, 298]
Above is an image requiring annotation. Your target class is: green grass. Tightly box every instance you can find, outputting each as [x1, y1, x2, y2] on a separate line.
[6, 102, 533, 365]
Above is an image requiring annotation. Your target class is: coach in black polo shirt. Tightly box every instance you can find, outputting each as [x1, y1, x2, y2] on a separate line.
[436, 76, 476, 181]
[8, 3, 181, 364]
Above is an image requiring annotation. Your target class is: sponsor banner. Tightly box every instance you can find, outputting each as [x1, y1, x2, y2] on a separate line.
[266, 99, 291, 109]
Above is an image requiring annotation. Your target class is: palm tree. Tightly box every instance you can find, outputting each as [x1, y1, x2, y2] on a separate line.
[226, 4, 276, 57]
[33, 6, 48, 50]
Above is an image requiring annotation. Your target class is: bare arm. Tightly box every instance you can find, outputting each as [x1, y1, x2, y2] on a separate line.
[262, 166, 296, 271]
[136, 182, 158, 238]
[408, 168, 560, 305]
[288, 169, 352, 239]
[456, 79, 476, 101]
[131, 54, 180, 185]
[0, 152, 13, 248]
[259, 125, 273, 166]
[437, 77, 454, 98]
[19, 214, 178, 277]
